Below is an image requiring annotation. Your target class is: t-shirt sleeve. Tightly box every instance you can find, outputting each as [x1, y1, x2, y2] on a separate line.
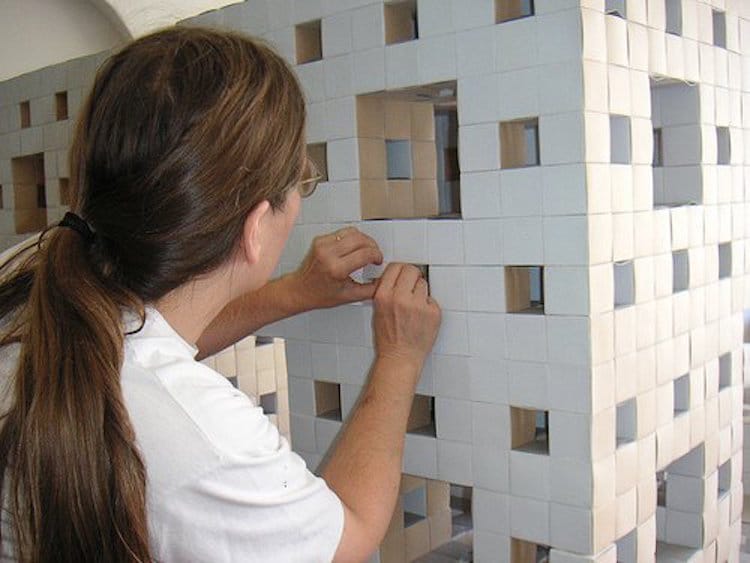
[149, 372, 345, 563]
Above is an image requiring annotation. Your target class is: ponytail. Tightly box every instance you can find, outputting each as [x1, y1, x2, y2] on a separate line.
[0, 227, 151, 562]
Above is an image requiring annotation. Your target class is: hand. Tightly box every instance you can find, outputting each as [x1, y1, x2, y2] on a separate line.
[372, 263, 441, 373]
[289, 227, 384, 310]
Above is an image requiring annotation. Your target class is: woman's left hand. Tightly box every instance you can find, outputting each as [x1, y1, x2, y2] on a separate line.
[287, 227, 383, 310]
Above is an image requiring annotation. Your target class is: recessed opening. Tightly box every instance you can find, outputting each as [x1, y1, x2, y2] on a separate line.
[386, 139, 413, 179]
[616, 398, 636, 446]
[357, 81, 460, 220]
[511, 407, 549, 455]
[653, 128, 663, 166]
[657, 445, 707, 550]
[672, 250, 689, 292]
[718, 242, 731, 279]
[605, 0, 625, 18]
[650, 79, 701, 207]
[712, 10, 726, 48]
[610, 115, 631, 164]
[260, 391, 277, 415]
[295, 19, 322, 64]
[614, 261, 634, 308]
[500, 118, 540, 169]
[505, 266, 544, 314]
[384, 0, 418, 45]
[511, 537, 550, 563]
[55, 91, 68, 121]
[307, 143, 328, 183]
[615, 530, 637, 563]
[718, 353, 731, 390]
[674, 374, 690, 415]
[314, 380, 342, 421]
[495, 0, 534, 23]
[407, 394, 436, 436]
[59, 178, 70, 206]
[19, 101, 30, 129]
[716, 127, 730, 165]
[656, 470, 667, 506]
[12, 153, 47, 234]
[665, 0, 682, 35]
[385, 476, 473, 561]
[717, 460, 730, 498]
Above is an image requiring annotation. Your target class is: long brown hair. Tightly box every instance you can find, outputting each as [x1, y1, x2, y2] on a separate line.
[0, 27, 306, 562]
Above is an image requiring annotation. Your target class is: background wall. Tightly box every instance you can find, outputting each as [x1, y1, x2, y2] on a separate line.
[0, 0, 243, 82]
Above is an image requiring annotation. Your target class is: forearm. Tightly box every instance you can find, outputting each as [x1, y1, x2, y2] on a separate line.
[321, 356, 419, 555]
[196, 274, 306, 359]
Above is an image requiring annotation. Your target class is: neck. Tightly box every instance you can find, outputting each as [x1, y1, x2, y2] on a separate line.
[154, 269, 237, 346]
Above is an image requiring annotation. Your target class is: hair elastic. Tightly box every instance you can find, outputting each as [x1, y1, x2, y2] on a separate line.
[59, 212, 96, 244]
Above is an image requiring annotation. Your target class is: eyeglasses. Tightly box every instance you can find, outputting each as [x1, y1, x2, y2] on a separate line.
[298, 158, 323, 199]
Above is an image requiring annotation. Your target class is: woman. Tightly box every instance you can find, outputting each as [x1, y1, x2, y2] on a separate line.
[0, 27, 440, 563]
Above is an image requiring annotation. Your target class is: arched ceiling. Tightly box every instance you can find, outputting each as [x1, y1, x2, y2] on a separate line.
[91, 0, 242, 38]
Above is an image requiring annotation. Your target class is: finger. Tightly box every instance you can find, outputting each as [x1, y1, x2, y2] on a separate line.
[376, 263, 403, 294]
[338, 247, 384, 276]
[394, 264, 421, 294]
[341, 279, 378, 302]
[414, 278, 429, 300]
[332, 230, 381, 258]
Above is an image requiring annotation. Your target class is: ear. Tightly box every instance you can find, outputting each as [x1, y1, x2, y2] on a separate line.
[240, 200, 272, 266]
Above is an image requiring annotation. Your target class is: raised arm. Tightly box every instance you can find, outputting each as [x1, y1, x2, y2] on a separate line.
[322, 263, 441, 562]
[196, 227, 382, 359]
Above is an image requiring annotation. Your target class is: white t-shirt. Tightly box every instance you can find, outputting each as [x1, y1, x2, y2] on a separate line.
[1, 308, 344, 562]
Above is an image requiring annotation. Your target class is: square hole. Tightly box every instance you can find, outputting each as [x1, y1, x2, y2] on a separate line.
[12, 153, 47, 234]
[614, 261, 634, 308]
[652, 128, 663, 166]
[55, 91, 68, 121]
[674, 374, 690, 415]
[295, 19, 322, 64]
[605, 0, 625, 17]
[718, 460, 731, 498]
[512, 538, 550, 562]
[307, 143, 328, 183]
[357, 82, 460, 220]
[402, 482, 427, 528]
[59, 178, 70, 206]
[19, 101, 30, 129]
[712, 10, 726, 48]
[718, 353, 731, 390]
[505, 266, 544, 314]
[666, 0, 682, 35]
[656, 470, 667, 506]
[672, 250, 689, 292]
[616, 398, 636, 446]
[718, 242, 731, 279]
[511, 407, 549, 455]
[384, 0, 418, 45]
[495, 0, 534, 23]
[260, 391, 277, 415]
[650, 80, 701, 207]
[314, 380, 342, 420]
[500, 118, 540, 169]
[610, 115, 631, 164]
[716, 127, 730, 165]
[386, 139, 413, 179]
[386, 477, 473, 561]
[407, 394, 436, 436]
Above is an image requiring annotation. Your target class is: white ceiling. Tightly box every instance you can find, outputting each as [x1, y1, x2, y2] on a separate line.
[93, 0, 242, 38]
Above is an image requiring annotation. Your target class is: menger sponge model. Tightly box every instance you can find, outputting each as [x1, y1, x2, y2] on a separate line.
[0, 1, 748, 561]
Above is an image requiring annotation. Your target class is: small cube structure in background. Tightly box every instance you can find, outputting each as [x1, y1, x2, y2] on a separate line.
[0, 1, 748, 560]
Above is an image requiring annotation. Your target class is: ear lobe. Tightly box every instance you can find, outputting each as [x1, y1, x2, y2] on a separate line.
[241, 200, 271, 265]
